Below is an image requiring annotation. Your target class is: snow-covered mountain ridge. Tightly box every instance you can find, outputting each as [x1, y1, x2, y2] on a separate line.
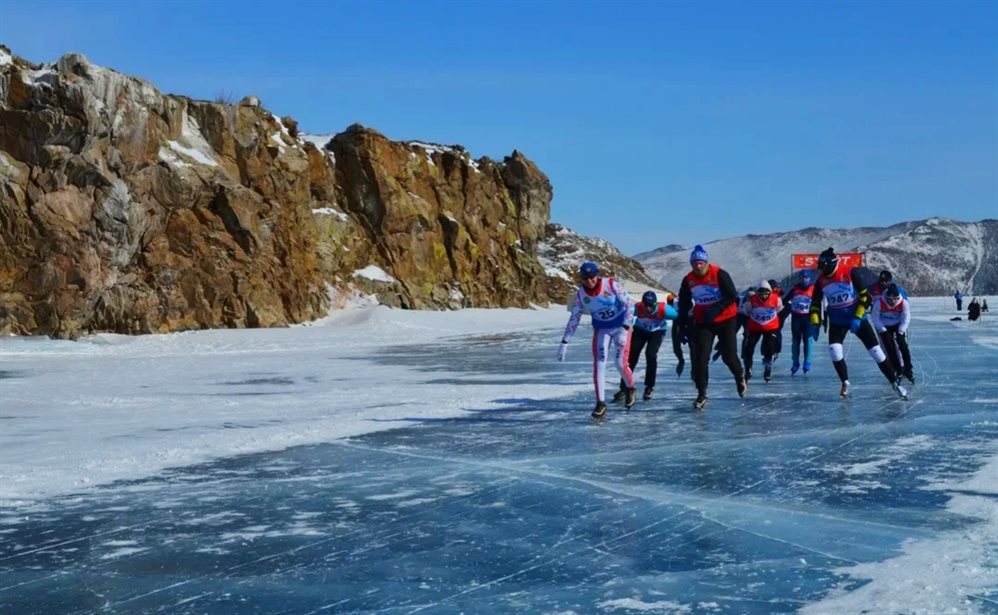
[635, 218, 998, 295]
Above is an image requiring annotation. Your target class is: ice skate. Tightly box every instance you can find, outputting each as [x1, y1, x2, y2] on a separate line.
[591, 401, 608, 421]
[892, 381, 908, 400]
[624, 387, 637, 409]
[839, 380, 850, 398]
[737, 376, 747, 398]
[693, 394, 708, 410]
[611, 389, 626, 404]
[643, 387, 654, 401]
[791, 360, 800, 375]
[802, 361, 811, 374]
[763, 363, 772, 382]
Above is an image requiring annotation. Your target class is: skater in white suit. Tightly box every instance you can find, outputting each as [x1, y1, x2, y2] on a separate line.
[558, 261, 636, 421]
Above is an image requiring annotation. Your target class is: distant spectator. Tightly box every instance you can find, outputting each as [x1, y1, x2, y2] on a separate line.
[968, 298, 981, 322]
[954, 290, 964, 311]
[983, 299, 990, 313]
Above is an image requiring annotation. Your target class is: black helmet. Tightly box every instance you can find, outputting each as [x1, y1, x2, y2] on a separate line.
[641, 290, 657, 307]
[879, 270, 893, 283]
[817, 247, 838, 274]
[886, 283, 901, 300]
[579, 261, 599, 280]
[768, 279, 780, 289]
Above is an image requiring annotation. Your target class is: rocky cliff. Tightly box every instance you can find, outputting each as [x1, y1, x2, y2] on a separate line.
[0, 46, 554, 337]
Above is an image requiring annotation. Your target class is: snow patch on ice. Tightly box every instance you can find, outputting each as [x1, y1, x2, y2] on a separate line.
[598, 597, 691, 612]
[801, 449, 998, 614]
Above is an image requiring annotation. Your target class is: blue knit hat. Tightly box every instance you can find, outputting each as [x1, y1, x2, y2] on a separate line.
[689, 244, 708, 264]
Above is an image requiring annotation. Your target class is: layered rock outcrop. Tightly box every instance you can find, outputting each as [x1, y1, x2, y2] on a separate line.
[0, 47, 554, 337]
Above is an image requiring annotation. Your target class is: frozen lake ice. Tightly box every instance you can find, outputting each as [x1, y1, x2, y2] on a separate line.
[0, 301, 996, 613]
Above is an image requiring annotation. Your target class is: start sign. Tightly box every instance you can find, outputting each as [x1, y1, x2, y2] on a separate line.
[792, 252, 864, 269]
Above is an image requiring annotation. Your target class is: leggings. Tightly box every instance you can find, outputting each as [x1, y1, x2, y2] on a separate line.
[790, 315, 814, 366]
[827, 319, 896, 384]
[742, 330, 778, 373]
[691, 319, 743, 397]
[621, 328, 665, 390]
[592, 326, 634, 402]
[879, 325, 912, 375]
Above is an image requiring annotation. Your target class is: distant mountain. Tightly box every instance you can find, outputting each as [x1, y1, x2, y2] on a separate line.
[635, 218, 998, 296]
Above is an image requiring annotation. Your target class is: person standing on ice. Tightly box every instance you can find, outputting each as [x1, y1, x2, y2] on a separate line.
[740, 280, 784, 382]
[612, 290, 678, 402]
[954, 290, 963, 311]
[780, 269, 818, 374]
[676, 245, 747, 410]
[872, 283, 914, 383]
[808, 247, 908, 399]
[558, 261, 637, 421]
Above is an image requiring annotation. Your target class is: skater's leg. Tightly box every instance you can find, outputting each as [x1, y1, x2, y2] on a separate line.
[612, 327, 636, 389]
[742, 331, 760, 376]
[692, 325, 716, 397]
[592, 329, 612, 402]
[856, 320, 899, 384]
[644, 330, 664, 390]
[828, 325, 850, 383]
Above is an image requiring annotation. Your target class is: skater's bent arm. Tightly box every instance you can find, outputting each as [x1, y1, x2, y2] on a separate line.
[563, 294, 584, 343]
[677, 278, 692, 329]
[809, 283, 824, 325]
[850, 268, 872, 319]
[899, 300, 911, 334]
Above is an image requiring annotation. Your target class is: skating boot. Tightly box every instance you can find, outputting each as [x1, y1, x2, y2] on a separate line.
[763, 362, 772, 382]
[624, 387, 637, 409]
[592, 401, 608, 421]
[904, 369, 914, 384]
[744, 368, 753, 381]
[693, 394, 708, 410]
[643, 387, 654, 401]
[791, 360, 800, 375]
[892, 381, 908, 400]
[611, 389, 626, 403]
[737, 376, 748, 398]
[839, 380, 850, 398]
[802, 361, 811, 374]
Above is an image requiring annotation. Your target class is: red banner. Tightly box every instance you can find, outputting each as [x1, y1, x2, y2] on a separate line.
[792, 252, 864, 270]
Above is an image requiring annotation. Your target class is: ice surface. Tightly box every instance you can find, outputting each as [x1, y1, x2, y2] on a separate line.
[0, 298, 995, 613]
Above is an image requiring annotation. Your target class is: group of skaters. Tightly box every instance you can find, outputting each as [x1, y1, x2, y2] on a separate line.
[559, 246, 915, 421]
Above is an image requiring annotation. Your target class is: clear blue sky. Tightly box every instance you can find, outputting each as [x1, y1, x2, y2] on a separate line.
[2, 0, 996, 254]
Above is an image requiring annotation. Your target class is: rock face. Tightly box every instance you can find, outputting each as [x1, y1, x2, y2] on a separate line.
[0, 47, 554, 337]
[325, 128, 551, 310]
[538, 223, 663, 300]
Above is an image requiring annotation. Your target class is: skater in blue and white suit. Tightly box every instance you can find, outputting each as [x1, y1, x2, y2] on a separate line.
[558, 262, 636, 420]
